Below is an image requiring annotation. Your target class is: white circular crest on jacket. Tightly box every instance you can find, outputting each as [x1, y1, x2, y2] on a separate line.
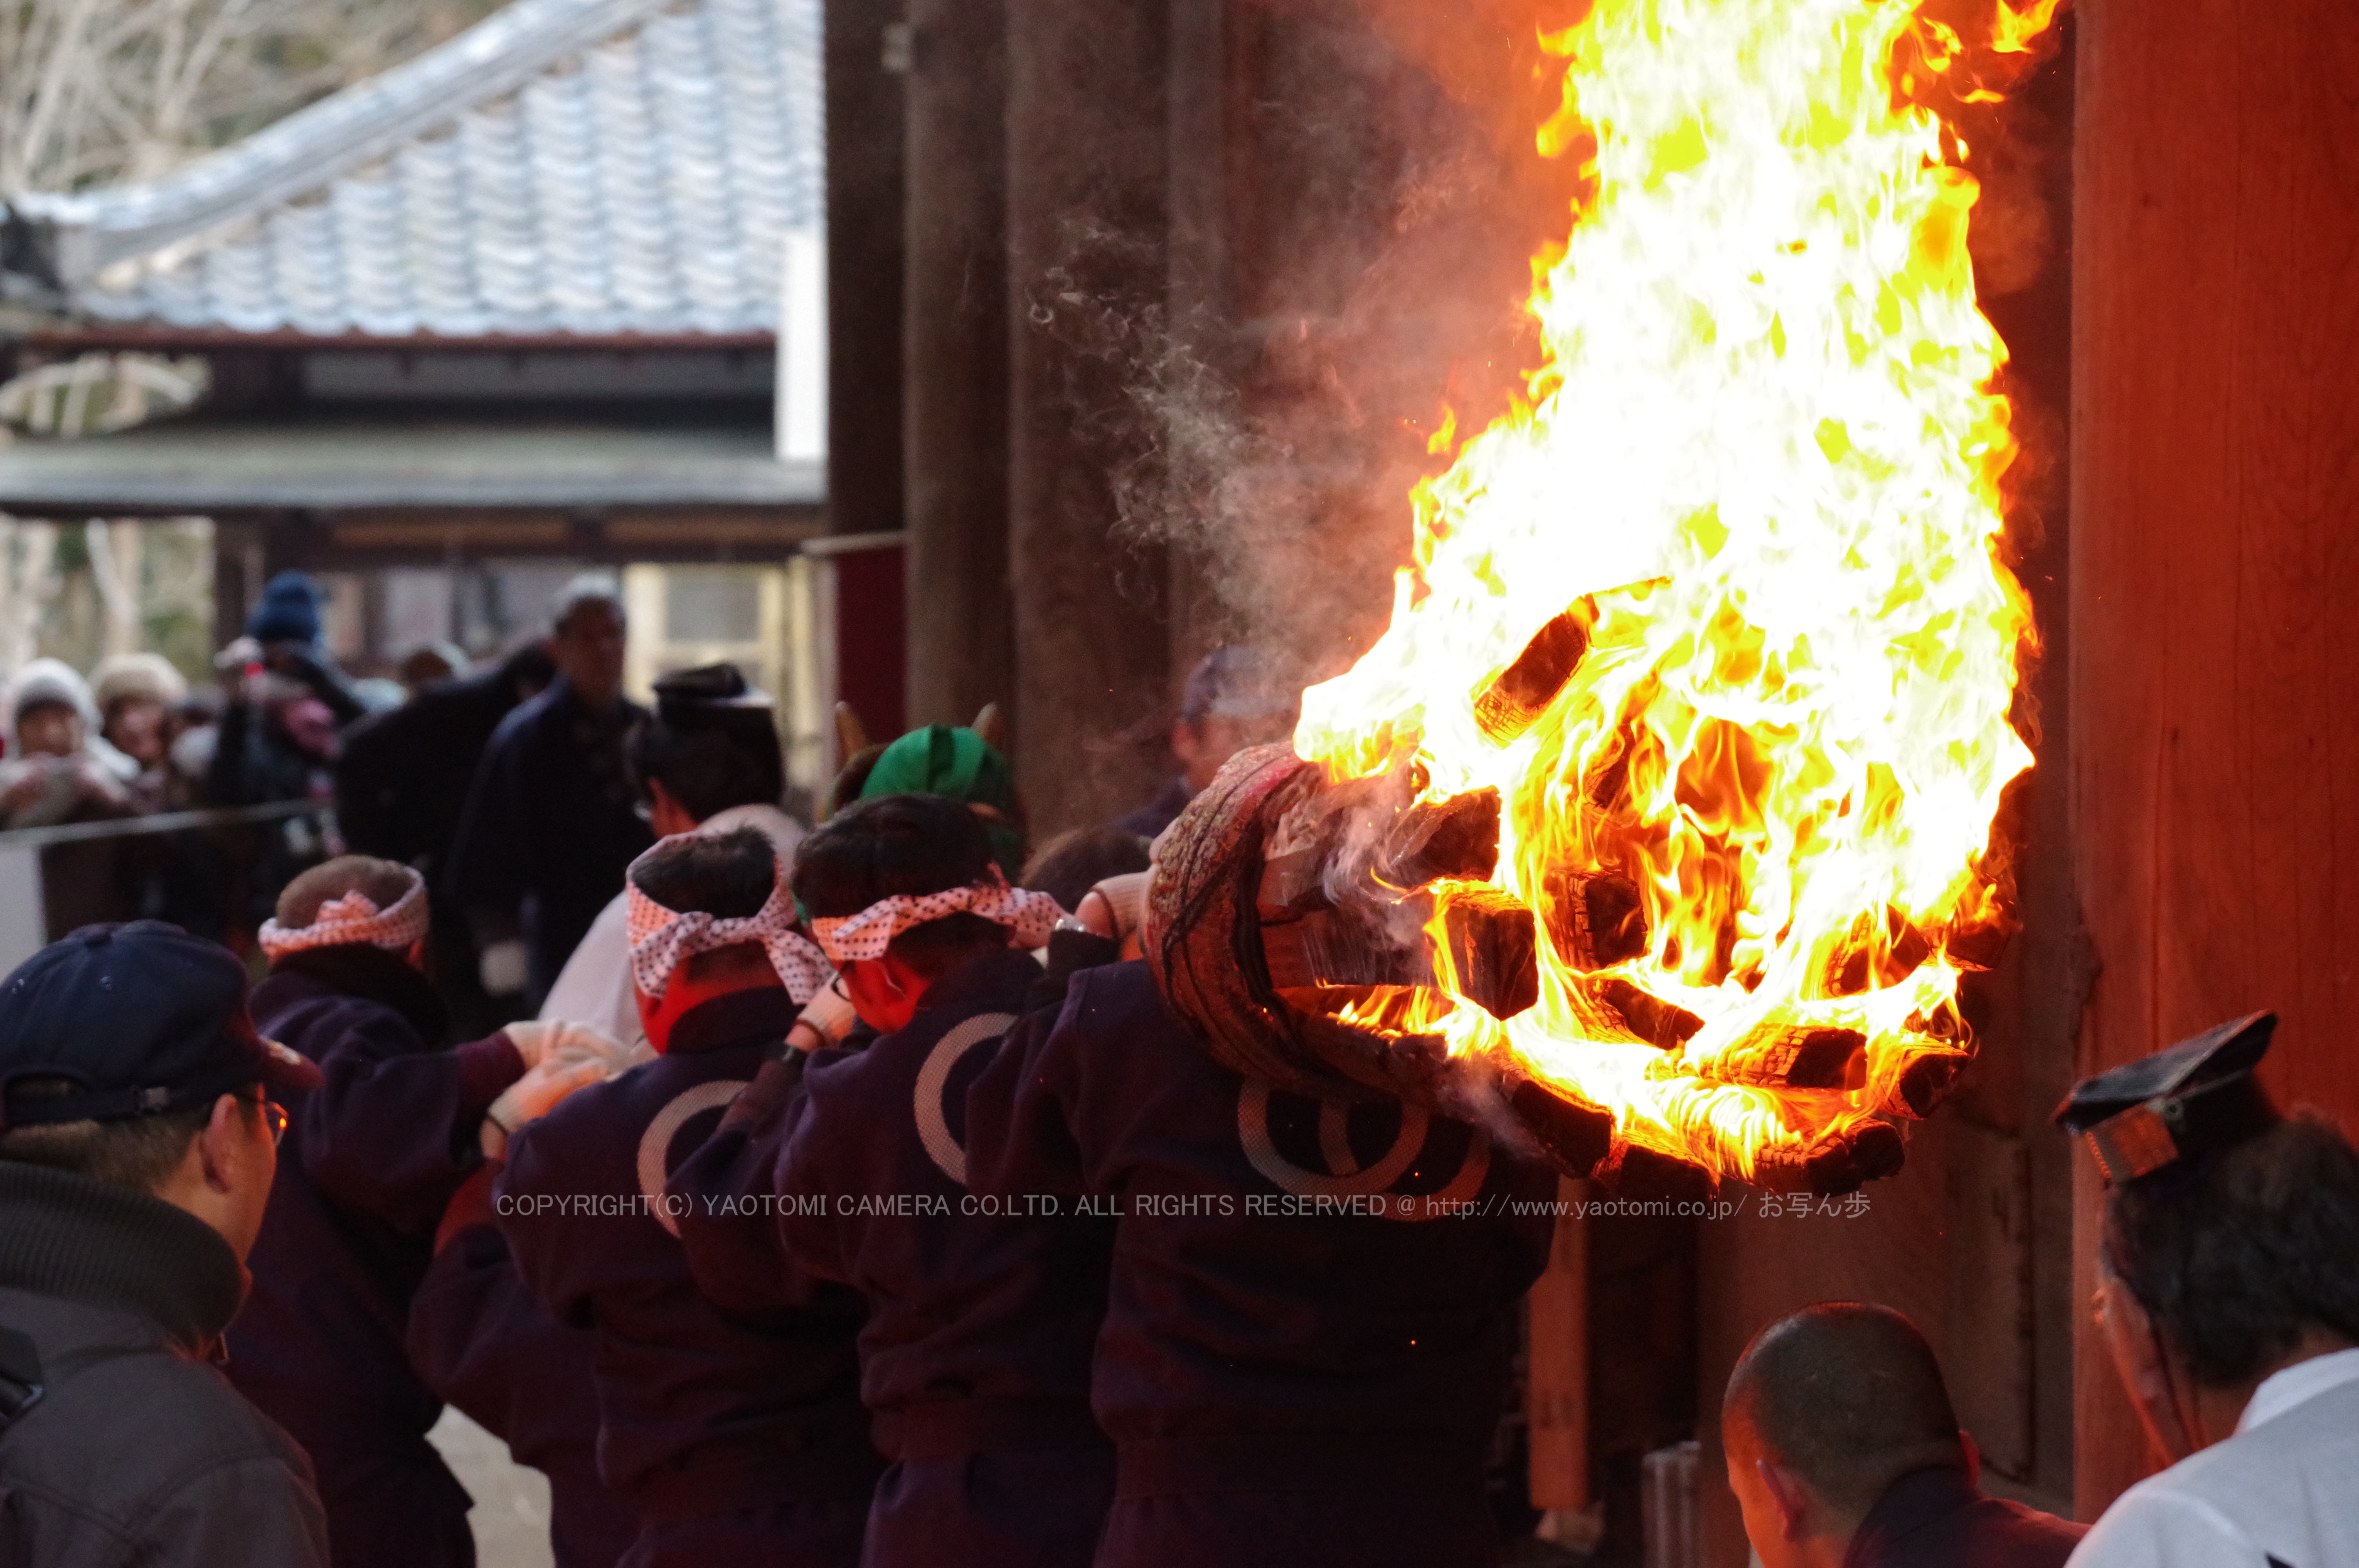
[913, 1012, 1018, 1186]
[1236, 1081, 1490, 1221]
[636, 1079, 747, 1236]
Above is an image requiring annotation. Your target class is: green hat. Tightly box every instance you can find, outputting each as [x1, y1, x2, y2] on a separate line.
[857, 724, 1025, 877]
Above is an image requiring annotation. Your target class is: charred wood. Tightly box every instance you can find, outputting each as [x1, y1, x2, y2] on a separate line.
[1510, 1078, 1615, 1178]
[1473, 609, 1590, 744]
[1695, 1023, 1867, 1090]
[1749, 1121, 1907, 1196]
[1596, 1141, 1716, 1201]
[1940, 904, 2017, 972]
[1382, 787, 1502, 888]
[1826, 907, 1935, 996]
[1895, 1051, 1966, 1118]
[1543, 866, 1648, 971]
[1587, 976, 1704, 1050]
[1440, 890, 1542, 1020]
[1260, 909, 1434, 991]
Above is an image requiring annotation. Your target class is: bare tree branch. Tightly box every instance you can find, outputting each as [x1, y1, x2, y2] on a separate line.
[2, 0, 503, 198]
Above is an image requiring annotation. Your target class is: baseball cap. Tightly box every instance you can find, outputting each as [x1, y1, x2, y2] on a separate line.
[0, 922, 321, 1131]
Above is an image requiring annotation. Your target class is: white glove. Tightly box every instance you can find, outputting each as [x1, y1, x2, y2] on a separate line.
[1080, 871, 1149, 942]
[486, 1057, 610, 1139]
[505, 1020, 634, 1074]
[787, 981, 859, 1052]
[478, 939, 529, 996]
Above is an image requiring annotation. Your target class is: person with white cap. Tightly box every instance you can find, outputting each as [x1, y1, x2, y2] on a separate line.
[0, 657, 136, 828]
[90, 651, 189, 812]
[2058, 1011, 2359, 1568]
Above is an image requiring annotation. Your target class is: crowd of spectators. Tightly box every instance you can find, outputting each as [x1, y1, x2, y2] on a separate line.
[0, 570, 551, 960]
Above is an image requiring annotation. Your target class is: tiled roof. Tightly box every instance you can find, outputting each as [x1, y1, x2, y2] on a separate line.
[11, 0, 820, 339]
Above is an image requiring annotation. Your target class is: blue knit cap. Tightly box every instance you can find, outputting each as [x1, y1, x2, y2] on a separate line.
[248, 572, 323, 646]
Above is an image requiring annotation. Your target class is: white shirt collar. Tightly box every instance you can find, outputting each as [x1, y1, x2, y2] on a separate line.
[2237, 1344, 2359, 1434]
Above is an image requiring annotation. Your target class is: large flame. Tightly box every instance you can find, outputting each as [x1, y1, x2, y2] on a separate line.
[1295, 0, 2054, 1182]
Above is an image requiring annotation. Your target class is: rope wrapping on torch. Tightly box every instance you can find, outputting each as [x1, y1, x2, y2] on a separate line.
[1143, 742, 1470, 1114]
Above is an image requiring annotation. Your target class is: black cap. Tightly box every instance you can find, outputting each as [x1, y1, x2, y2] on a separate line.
[0, 922, 321, 1131]
[653, 663, 773, 730]
[2054, 1011, 2281, 1184]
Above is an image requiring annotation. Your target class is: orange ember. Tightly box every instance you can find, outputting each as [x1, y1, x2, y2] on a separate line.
[1295, 0, 2054, 1182]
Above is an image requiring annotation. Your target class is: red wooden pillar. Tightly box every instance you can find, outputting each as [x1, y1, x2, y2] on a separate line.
[2070, 0, 2359, 1519]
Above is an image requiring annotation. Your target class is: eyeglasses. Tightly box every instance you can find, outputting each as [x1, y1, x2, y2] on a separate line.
[240, 1093, 289, 1147]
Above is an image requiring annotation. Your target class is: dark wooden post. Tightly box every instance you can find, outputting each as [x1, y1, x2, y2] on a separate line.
[1004, 0, 1173, 834]
[901, 0, 1014, 730]
[1160, 0, 1230, 687]
[2070, 0, 2359, 1519]
[825, 0, 907, 541]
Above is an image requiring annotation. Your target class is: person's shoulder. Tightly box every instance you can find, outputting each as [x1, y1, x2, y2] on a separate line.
[2067, 1463, 2259, 1567]
[504, 1070, 636, 1193]
[1967, 1494, 2086, 1564]
[802, 1038, 878, 1090]
[24, 1347, 315, 1510]
[487, 685, 562, 745]
[254, 974, 411, 1041]
[338, 697, 411, 749]
[1062, 959, 1197, 1055]
[1065, 955, 1161, 1013]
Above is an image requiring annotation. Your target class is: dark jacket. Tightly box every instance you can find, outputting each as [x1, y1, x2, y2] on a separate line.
[494, 987, 878, 1526]
[961, 960, 1558, 1568]
[227, 945, 524, 1568]
[446, 678, 652, 1000]
[336, 653, 545, 872]
[408, 1212, 639, 1568]
[772, 950, 1112, 1447]
[0, 1162, 330, 1568]
[205, 649, 364, 809]
[1845, 1466, 2086, 1568]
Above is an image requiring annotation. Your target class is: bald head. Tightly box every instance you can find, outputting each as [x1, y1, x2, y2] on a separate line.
[1725, 1303, 1963, 1520]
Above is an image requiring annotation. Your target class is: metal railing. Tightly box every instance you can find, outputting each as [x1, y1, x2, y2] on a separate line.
[0, 797, 329, 849]
[0, 798, 339, 972]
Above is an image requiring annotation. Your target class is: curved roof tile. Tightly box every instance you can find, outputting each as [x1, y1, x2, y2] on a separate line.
[14, 0, 818, 339]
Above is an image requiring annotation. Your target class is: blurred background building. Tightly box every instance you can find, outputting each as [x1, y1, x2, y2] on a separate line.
[0, 0, 861, 800]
